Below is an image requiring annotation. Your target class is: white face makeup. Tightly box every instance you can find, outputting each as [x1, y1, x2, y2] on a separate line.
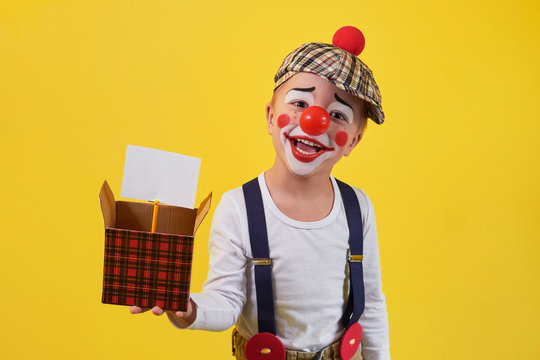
[327, 101, 354, 125]
[283, 89, 315, 107]
[272, 79, 359, 176]
[280, 124, 337, 175]
[279, 89, 341, 175]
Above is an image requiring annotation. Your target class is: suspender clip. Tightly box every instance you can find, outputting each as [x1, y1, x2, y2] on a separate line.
[253, 258, 272, 266]
[348, 254, 363, 262]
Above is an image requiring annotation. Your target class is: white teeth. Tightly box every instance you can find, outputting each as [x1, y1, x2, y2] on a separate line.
[297, 138, 322, 148]
[297, 147, 313, 155]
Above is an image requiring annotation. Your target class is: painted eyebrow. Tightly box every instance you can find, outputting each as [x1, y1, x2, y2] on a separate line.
[334, 93, 353, 111]
[289, 87, 316, 92]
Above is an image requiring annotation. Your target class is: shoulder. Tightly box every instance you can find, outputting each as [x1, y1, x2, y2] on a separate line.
[334, 178, 376, 223]
[348, 185, 379, 235]
[350, 185, 374, 214]
[215, 175, 264, 218]
[208, 184, 251, 254]
[218, 185, 245, 207]
[213, 185, 247, 221]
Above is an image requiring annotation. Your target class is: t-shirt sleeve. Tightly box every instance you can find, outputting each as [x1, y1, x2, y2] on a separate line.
[355, 189, 391, 360]
[168, 190, 248, 331]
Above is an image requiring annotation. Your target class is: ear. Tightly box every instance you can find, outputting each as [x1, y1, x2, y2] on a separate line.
[266, 102, 274, 134]
[343, 129, 364, 157]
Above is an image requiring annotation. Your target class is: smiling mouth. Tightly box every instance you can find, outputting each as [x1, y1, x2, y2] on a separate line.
[284, 133, 335, 163]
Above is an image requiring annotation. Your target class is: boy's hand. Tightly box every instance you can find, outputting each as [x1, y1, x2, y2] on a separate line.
[129, 298, 197, 327]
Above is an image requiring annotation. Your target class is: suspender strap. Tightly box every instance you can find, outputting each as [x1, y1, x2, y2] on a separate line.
[335, 178, 366, 328]
[242, 178, 277, 335]
[242, 177, 366, 333]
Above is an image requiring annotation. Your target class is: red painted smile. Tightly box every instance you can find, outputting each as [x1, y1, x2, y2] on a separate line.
[284, 133, 335, 163]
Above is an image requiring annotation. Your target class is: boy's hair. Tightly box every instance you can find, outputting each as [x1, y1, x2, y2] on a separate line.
[358, 99, 369, 133]
[350, 96, 369, 134]
[272, 27, 385, 126]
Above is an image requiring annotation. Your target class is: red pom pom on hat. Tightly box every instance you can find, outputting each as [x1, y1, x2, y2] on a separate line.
[332, 26, 366, 56]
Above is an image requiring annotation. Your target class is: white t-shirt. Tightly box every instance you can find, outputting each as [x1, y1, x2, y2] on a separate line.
[172, 173, 391, 360]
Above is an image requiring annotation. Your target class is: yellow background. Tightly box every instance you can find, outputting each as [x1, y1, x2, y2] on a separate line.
[1, 0, 538, 359]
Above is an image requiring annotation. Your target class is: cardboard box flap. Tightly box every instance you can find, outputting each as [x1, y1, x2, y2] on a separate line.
[116, 201, 197, 236]
[99, 180, 116, 228]
[193, 192, 212, 234]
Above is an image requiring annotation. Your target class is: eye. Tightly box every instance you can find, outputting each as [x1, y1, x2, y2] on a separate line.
[292, 100, 308, 108]
[330, 111, 347, 122]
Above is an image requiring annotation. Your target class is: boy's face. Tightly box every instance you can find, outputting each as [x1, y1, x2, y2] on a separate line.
[266, 72, 367, 177]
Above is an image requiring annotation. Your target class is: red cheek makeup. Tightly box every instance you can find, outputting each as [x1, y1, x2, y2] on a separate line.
[335, 131, 349, 147]
[277, 114, 290, 128]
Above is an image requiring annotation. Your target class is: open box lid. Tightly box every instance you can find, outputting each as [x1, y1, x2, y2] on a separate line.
[99, 180, 211, 236]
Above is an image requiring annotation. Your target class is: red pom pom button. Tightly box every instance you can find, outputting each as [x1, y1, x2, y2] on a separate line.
[332, 26, 366, 56]
[299, 106, 330, 136]
[339, 323, 362, 360]
[245, 333, 286, 360]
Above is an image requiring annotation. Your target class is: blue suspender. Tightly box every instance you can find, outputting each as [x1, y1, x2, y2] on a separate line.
[242, 177, 365, 335]
[335, 179, 366, 328]
[242, 178, 277, 334]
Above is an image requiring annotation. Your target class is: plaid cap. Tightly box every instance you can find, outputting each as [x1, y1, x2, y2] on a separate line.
[274, 42, 385, 125]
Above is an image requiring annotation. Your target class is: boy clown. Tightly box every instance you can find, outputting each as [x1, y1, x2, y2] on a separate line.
[131, 26, 390, 360]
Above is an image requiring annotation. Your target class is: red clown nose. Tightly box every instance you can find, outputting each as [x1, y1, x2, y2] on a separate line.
[299, 106, 330, 136]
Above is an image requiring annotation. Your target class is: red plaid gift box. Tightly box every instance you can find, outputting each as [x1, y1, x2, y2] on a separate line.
[99, 181, 211, 312]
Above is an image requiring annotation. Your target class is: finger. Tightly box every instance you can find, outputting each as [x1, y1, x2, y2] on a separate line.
[175, 300, 192, 317]
[130, 306, 150, 314]
[151, 306, 164, 315]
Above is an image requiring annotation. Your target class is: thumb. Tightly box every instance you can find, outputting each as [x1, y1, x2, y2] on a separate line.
[175, 298, 194, 317]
